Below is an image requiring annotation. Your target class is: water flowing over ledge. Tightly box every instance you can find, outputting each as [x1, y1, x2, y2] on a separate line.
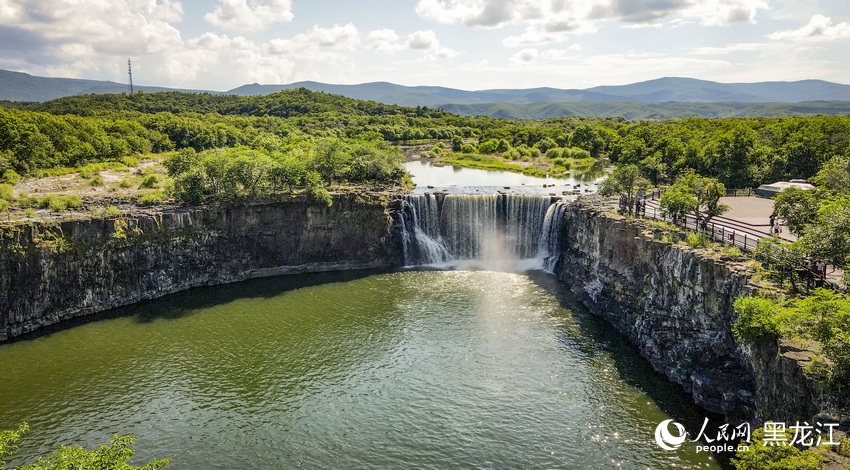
[398, 193, 568, 272]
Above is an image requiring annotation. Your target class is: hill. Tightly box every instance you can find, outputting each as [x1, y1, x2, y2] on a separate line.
[440, 100, 850, 120]
[0, 69, 212, 102]
[4, 69, 850, 119]
[227, 77, 850, 106]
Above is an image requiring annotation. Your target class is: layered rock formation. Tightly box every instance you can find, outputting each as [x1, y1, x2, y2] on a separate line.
[0, 194, 403, 341]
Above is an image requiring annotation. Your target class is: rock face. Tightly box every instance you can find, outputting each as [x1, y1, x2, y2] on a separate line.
[556, 196, 829, 423]
[0, 195, 403, 342]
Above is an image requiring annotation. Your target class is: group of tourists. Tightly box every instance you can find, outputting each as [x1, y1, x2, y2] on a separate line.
[810, 258, 827, 278]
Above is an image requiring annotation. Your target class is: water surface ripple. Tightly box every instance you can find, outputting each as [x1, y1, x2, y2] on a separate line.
[1, 270, 718, 469]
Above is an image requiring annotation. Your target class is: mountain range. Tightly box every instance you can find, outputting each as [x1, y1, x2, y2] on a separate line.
[3, 69, 850, 119]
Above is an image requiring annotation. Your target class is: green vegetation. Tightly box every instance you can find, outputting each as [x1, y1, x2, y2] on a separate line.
[1, 423, 168, 469]
[732, 427, 825, 470]
[733, 290, 850, 393]
[761, 155, 850, 289]
[598, 164, 650, 215]
[659, 170, 728, 226]
[166, 140, 405, 205]
[2, 90, 849, 191]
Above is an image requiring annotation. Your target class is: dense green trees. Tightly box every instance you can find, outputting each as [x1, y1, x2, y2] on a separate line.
[166, 139, 407, 205]
[2, 89, 850, 195]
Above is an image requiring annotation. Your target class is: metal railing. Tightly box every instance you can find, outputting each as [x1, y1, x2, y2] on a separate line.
[636, 202, 766, 252]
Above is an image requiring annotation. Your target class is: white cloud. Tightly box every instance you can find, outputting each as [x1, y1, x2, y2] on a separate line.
[502, 27, 570, 47]
[511, 48, 539, 62]
[204, 0, 293, 33]
[265, 23, 360, 60]
[691, 42, 766, 55]
[0, 0, 184, 77]
[368, 29, 404, 54]
[768, 15, 850, 41]
[417, 0, 769, 50]
[405, 30, 459, 59]
[684, 0, 768, 26]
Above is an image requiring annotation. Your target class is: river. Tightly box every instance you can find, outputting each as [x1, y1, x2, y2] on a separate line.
[1, 270, 718, 469]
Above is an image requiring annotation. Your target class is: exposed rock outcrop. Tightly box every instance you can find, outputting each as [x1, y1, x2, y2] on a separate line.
[0, 194, 403, 341]
[556, 196, 831, 423]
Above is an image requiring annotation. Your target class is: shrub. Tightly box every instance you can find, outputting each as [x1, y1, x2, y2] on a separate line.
[97, 205, 121, 217]
[40, 194, 83, 212]
[89, 175, 105, 187]
[733, 296, 785, 344]
[118, 178, 133, 188]
[122, 156, 140, 167]
[139, 174, 162, 189]
[0, 199, 8, 213]
[686, 231, 710, 248]
[0, 422, 169, 469]
[839, 436, 850, 457]
[137, 190, 165, 206]
[732, 427, 824, 470]
[720, 245, 743, 258]
[1, 169, 21, 185]
[0, 183, 12, 201]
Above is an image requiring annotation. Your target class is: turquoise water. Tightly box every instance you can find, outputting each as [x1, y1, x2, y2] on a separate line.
[0, 270, 719, 469]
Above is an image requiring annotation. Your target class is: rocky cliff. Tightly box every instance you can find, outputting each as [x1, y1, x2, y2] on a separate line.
[0, 194, 403, 342]
[556, 196, 831, 423]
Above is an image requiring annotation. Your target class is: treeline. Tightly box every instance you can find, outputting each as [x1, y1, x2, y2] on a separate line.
[2, 89, 850, 191]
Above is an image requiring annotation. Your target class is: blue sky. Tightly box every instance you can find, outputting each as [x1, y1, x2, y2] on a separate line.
[1, 0, 849, 91]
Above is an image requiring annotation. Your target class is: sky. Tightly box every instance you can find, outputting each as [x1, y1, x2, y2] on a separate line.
[1, 0, 849, 92]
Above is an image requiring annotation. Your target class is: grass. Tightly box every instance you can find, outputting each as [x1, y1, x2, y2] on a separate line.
[440, 153, 549, 177]
[33, 161, 128, 178]
[136, 190, 165, 206]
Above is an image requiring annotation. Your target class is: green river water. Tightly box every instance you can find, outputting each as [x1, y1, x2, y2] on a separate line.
[1, 269, 720, 469]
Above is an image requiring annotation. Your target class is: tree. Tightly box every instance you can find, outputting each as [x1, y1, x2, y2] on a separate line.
[800, 196, 850, 273]
[659, 186, 697, 224]
[773, 187, 820, 236]
[811, 155, 850, 194]
[1, 423, 169, 469]
[599, 164, 651, 215]
[754, 237, 807, 292]
[661, 171, 728, 227]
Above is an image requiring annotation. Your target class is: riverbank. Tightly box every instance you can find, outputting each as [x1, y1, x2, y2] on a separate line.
[1, 191, 843, 431]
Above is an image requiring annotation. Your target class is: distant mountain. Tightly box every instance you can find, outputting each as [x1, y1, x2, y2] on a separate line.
[226, 76, 850, 107]
[4, 69, 850, 120]
[440, 101, 850, 120]
[0, 69, 212, 102]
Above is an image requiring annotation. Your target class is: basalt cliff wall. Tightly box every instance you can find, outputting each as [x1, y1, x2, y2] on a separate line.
[556, 196, 833, 424]
[0, 194, 403, 342]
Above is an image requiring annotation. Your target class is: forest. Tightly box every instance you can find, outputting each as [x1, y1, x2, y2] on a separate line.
[1, 89, 849, 194]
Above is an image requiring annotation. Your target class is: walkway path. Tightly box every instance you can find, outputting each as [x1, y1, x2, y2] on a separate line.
[641, 195, 844, 288]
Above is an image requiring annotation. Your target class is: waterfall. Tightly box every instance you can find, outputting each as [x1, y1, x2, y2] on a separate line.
[400, 194, 567, 270]
[537, 201, 568, 272]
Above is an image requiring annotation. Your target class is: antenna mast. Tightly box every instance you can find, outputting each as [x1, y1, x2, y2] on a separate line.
[127, 59, 134, 94]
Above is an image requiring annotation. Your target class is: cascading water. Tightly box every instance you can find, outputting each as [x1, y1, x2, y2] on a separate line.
[537, 201, 569, 272]
[400, 193, 567, 271]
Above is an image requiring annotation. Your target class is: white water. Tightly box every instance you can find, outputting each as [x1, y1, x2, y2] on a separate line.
[400, 194, 567, 271]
